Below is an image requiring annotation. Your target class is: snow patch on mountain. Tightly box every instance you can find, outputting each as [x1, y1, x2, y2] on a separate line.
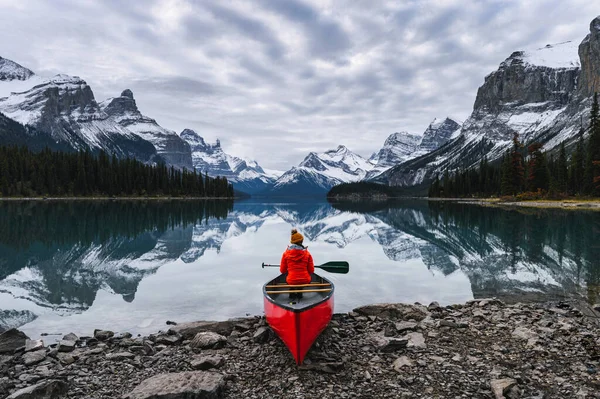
[513, 41, 580, 69]
[180, 129, 277, 194]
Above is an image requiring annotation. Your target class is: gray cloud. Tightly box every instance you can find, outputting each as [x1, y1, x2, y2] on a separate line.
[0, 0, 598, 170]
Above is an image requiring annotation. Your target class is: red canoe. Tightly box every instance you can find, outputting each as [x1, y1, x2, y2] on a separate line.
[263, 273, 334, 365]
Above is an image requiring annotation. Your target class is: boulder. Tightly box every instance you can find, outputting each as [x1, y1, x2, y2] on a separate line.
[6, 379, 68, 399]
[57, 340, 75, 352]
[123, 371, 225, 399]
[168, 321, 234, 339]
[94, 329, 114, 341]
[22, 351, 46, 366]
[154, 335, 182, 346]
[24, 340, 44, 353]
[353, 303, 429, 321]
[190, 332, 227, 351]
[62, 333, 78, 342]
[0, 329, 29, 354]
[190, 355, 225, 370]
[395, 321, 418, 333]
[252, 327, 271, 343]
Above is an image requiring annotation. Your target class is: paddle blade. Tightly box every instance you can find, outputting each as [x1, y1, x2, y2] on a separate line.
[316, 261, 349, 274]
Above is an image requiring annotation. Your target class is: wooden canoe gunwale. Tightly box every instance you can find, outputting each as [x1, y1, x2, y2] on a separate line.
[262, 273, 334, 313]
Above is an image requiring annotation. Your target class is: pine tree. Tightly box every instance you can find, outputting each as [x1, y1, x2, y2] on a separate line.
[557, 142, 568, 193]
[527, 143, 549, 192]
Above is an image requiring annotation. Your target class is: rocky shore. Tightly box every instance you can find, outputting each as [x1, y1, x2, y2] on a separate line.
[2, 299, 600, 398]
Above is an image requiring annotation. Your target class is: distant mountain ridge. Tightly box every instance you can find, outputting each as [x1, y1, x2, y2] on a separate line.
[263, 118, 460, 195]
[180, 128, 279, 194]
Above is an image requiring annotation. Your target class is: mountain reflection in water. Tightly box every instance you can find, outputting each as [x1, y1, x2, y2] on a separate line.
[0, 199, 597, 338]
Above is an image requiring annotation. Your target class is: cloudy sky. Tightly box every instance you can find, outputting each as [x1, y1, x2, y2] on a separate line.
[0, 0, 598, 170]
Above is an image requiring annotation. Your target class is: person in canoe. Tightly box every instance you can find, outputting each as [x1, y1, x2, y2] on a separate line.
[280, 228, 314, 300]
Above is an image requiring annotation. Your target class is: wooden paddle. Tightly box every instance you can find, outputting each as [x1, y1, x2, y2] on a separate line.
[261, 261, 349, 274]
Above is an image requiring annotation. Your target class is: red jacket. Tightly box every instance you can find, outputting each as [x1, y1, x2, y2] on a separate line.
[280, 245, 314, 285]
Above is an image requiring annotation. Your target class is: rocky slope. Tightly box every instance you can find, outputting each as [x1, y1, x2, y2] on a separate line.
[1, 299, 599, 398]
[379, 17, 600, 191]
[100, 90, 192, 170]
[0, 72, 160, 163]
[369, 132, 421, 168]
[0, 56, 195, 168]
[180, 129, 278, 194]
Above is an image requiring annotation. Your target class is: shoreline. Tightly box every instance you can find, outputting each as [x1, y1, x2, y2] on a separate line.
[2, 298, 600, 398]
[429, 197, 600, 210]
[0, 196, 237, 201]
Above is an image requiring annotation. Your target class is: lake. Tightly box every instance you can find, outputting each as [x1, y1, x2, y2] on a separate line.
[0, 199, 598, 340]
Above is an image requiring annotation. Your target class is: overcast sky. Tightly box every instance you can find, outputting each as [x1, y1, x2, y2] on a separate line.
[0, 1, 598, 170]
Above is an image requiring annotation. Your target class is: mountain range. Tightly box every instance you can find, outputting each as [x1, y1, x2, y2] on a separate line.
[0, 55, 459, 196]
[1, 15, 599, 196]
[375, 17, 600, 192]
[262, 118, 460, 196]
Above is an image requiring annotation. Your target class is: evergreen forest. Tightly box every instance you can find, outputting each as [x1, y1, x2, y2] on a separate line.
[0, 146, 234, 198]
[429, 93, 600, 199]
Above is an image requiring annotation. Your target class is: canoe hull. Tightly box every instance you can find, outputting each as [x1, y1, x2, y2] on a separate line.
[264, 295, 333, 365]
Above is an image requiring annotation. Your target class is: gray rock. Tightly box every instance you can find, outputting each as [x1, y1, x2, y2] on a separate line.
[371, 336, 409, 353]
[190, 332, 227, 351]
[392, 356, 414, 372]
[57, 340, 75, 352]
[0, 329, 29, 354]
[24, 340, 44, 353]
[168, 320, 234, 339]
[94, 329, 114, 341]
[62, 333, 78, 342]
[403, 332, 426, 349]
[22, 350, 46, 366]
[190, 355, 225, 370]
[154, 335, 181, 345]
[490, 378, 517, 399]
[353, 303, 429, 321]
[512, 327, 537, 341]
[252, 327, 271, 343]
[6, 379, 68, 399]
[56, 353, 76, 365]
[123, 371, 225, 399]
[105, 351, 135, 361]
[395, 321, 418, 333]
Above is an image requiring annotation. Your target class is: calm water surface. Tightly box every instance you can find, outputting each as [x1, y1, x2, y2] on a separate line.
[0, 199, 598, 340]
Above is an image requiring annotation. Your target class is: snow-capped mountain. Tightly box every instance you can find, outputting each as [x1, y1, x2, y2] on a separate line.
[264, 145, 375, 196]
[369, 132, 421, 168]
[0, 56, 192, 169]
[0, 56, 34, 82]
[416, 117, 461, 154]
[378, 16, 600, 191]
[180, 129, 279, 194]
[100, 90, 192, 170]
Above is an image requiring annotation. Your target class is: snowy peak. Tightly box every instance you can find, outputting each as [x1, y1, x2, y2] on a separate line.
[502, 41, 580, 69]
[180, 129, 276, 193]
[418, 117, 461, 153]
[100, 89, 142, 119]
[0, 56, 34, 81]
[370, 132, 420, 167]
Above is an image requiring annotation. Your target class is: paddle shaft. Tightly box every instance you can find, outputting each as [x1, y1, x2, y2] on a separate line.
[262, 261, 349, 274]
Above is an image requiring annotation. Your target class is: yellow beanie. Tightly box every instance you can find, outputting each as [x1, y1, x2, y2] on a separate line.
[290, 228, 304, 244]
